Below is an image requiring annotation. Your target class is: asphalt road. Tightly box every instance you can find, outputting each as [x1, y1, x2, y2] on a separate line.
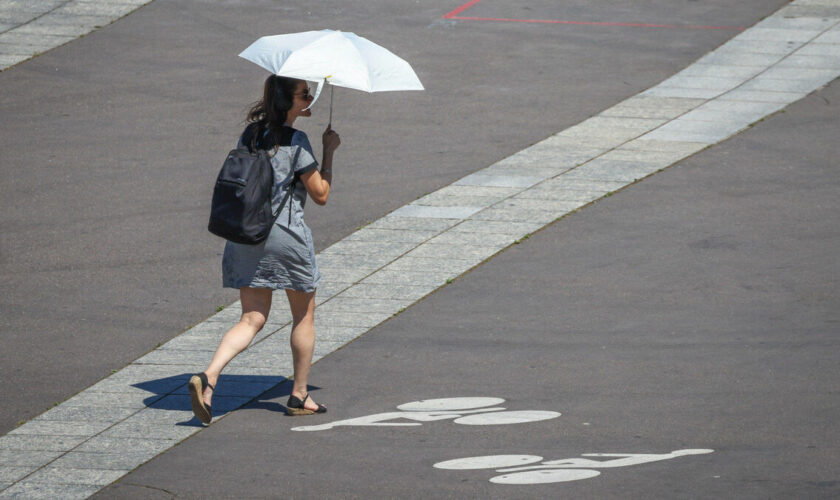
[97, 71, 840, 498]
[7, 2, 836, 498]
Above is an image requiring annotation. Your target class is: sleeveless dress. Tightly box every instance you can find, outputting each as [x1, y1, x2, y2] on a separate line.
[221, 125, 321, 292]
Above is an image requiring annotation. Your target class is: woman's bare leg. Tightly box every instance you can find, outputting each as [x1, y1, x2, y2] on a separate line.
[202, 287, 272, 405]
[286, 288, 321, 411]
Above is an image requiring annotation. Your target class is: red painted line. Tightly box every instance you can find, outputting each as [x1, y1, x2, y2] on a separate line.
[443, 0, 485, 19]
[443, 0, 745, 31]
[450, 15, 745, 30]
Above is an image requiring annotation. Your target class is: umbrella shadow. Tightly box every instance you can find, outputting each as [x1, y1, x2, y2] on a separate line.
[132, 373, 293, 427]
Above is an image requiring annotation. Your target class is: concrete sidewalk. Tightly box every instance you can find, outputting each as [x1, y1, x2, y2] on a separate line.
[0, 0, 153, 71]
[1, 0, 839, 497]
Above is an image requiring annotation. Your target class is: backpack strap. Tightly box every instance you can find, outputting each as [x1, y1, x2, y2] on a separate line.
[272, 146, 303, 226]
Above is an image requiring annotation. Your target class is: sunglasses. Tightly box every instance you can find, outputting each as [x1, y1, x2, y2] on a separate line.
[294, 88, 313, 100]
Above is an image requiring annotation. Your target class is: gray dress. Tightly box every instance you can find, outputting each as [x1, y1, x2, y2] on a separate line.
[222, 129, 321, 292]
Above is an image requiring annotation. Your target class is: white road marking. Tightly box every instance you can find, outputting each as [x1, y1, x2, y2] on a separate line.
[291, 396, 559, 431]
[491, 469, 602, 484]
[434, 455, 544, 470]
[453, 410, 561, 425]
[435, 449, 715, 485]
[396, 397, 505, 412]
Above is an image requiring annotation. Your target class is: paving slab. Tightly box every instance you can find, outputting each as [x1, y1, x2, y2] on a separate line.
[717, 88, 810, 102]
[515, 188, 607, 204]
[0, 450, 63, 467]
[47, 451, 162, 471]
[0, 482, 102, 500]
[446, 220, 545, 236]
[359, 268, 456, 287]
[424, 230, 517, 248]
[716, 38, 807, 54]
[558, 125, 649, 143]
[674, 63, 766, 79]
[24, 467, 126, 486]
[469, 206, 561, 224]
[33, 406, 137, 424]
[617, 139, 709, 156]
[778, 4, 840, 17]
[642, 122, 745, 143]
[454, 173, 545, 189]
[796, 41, 840, 54]
[411, 193, 504, 208]
[560, 161, 662, 183]
[657, 75, 746, 91]
[313, 281, 354, 302]
[814, 28, 840, 42]
[777, 53, 840, 68]
[740, 75, 836, 92]
[480, 164, 568, 178]
[491, 197, 584, 214]
[695, 50, 785, 67]
[598, 148, 693, 165]
[317, 252, 394, 270]
[96, 421, 197, 440]
[366, 217, 460, 232]
[0, 467, 35, 484]
[405, 242, 504, 262]
[338, 283, 437, 302]
[63, 391, 162, 410]
[72, 437, 178, 455]
[641, 86, 725, 99]
[0, 435, 89, 452]
[734, 27, 824, 41]
[7, 421, 113, 438]
[343, 227, 438, 243]
[389, 205, 482, 219]
[753, 14, 837, 30]
[318, 297, 414, 314]
[321, 239, 417, 256]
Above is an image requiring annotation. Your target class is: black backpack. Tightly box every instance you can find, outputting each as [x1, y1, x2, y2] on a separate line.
[207, 125, 299, 245]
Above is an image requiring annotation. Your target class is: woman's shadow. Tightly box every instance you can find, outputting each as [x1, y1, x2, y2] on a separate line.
[133, 373, 323, 426]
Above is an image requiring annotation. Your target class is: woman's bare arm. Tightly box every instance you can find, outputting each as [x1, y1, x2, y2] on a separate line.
[302, 125, 340, 205]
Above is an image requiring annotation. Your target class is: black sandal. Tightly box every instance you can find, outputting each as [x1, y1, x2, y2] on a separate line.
[189, 373, 214, 424]
[286, 394, 327, 416]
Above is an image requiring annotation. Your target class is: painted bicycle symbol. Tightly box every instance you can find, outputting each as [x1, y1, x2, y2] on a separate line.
[291, 397, 560, 432]
[434, 449, 714, 484]
[289, 396, 712, 486]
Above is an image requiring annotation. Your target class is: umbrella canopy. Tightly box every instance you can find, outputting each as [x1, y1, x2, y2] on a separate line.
[239, 30, 423, 118]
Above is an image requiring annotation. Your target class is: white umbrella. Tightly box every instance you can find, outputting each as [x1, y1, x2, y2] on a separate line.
[239, 29, 424, 123]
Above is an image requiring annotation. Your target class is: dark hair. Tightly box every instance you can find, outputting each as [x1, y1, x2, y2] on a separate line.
[245, 75, 302, 149]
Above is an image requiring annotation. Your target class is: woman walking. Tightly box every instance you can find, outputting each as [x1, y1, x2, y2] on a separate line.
[190, 75, 340, 424]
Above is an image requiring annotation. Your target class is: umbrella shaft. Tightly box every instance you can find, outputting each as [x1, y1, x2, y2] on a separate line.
[329, 85, 334, 125]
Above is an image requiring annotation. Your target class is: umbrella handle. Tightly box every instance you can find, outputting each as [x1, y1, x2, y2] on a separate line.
[329, 85, 334, 126]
